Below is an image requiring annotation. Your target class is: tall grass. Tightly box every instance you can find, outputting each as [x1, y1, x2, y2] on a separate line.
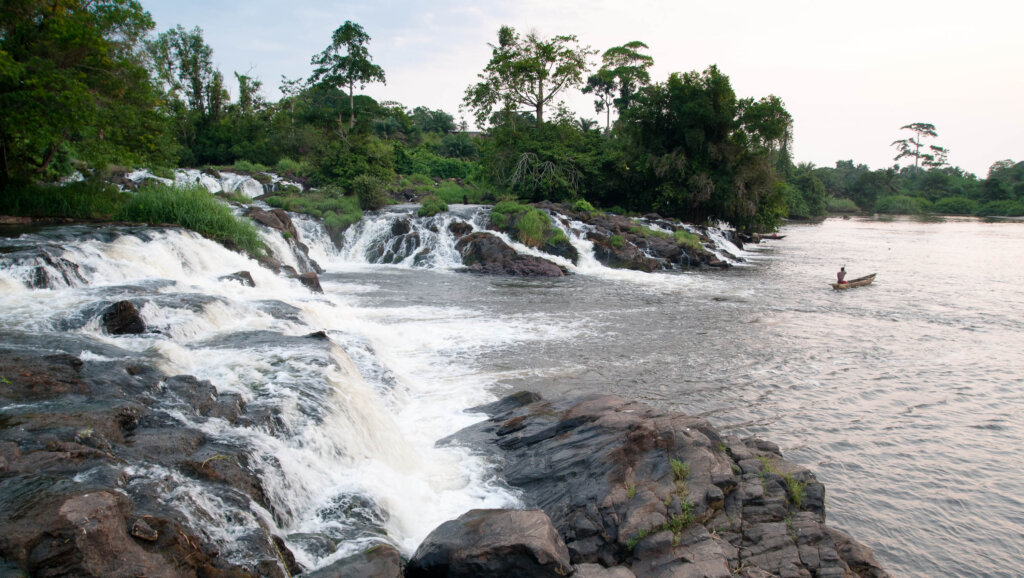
[0, 180, 128, 219]
[417, 195, 448, 217]
[118, 184, 266, 256]
[826, 196, 859, 213]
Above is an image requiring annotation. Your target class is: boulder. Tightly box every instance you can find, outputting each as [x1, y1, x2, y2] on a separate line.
[447, 393, 891, 578]
[220, 270, 256, 287]
[587, 234, 659, 272]
[101, 300, 146, 335]
[455, 233, 565, 277]
[305, 543, 403, 578]
[296, 271, 324, 293]
[407, 509, 573, 578]
[448, 220, 474, 239]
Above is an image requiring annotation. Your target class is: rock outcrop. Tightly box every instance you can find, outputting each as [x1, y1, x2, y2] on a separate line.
[407, 509, 573, 578]
[455, 233, 566, 277]
[442, 392, 890, 578]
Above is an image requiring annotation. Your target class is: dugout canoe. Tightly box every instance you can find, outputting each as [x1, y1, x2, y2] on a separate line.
[830, 273, 876, 290]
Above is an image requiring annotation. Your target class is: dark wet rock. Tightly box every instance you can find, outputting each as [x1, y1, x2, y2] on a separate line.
[220, 270, 255, 287]
[542, 238, 579, 264]
[296, 271, 324, 293]
[455, 233, 565, 277]
[588, 233, 659, 272]
[406, 508, 572, 578]
[101, 300, 146, 335]
[448, 220, 474, 238]
[445, 392, 890, 578]
[306, 543, 403, 578]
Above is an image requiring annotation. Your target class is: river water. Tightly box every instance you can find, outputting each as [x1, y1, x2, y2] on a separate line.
[2, 211, 1022, 576]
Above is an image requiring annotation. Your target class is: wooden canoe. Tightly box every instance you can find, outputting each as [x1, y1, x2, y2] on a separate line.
[830, 273, 876, 290]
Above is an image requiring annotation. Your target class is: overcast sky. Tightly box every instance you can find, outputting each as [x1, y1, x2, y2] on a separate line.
[143, 0, 1023, 177]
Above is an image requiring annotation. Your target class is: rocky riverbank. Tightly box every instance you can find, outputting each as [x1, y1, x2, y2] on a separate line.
[0, 334, 888, 577]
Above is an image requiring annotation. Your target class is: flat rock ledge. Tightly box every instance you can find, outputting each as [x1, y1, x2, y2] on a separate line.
[393, 392, 889, 578]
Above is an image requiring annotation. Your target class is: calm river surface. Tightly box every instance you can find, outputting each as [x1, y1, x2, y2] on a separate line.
[335, 216, 1024, 577]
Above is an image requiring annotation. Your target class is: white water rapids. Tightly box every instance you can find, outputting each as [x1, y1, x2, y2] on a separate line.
[0, 203, 745, 570]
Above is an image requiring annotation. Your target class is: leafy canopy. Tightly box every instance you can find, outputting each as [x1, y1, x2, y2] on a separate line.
[309, 21, 386, 129]
[463, 25, 596, 126]
[0, 0, 169, 182]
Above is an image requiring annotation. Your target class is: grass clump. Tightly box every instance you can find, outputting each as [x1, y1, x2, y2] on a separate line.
[489, 201, 565, 248]
[608, 234, 625, 248]
[0, 180, 128, 219]
[265, 185, 363, 237]
[232, 159, 270, 173]
[757, 455, 808, 508]
[418, 195, 448, 217]
[670, 458, 690, 482]
[572, 199, 596, 213]
[674, 229, 703, 251]
[436, 180, 486, 204]
[118, 184, 266, 257]
[875, 194, 927, 214]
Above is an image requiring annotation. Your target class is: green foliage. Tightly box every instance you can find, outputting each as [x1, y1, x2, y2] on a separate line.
[0, 0, 173, 182]
[932, 197, 978, 215]
[573, 199, 597, 213]
[826, 196, 859, 213]
[233, 159, 270, 173]
[117, 184, 265, 256]
[627, 483, 636, 500]
[976, 199, 1024, 217]
[264, 186, 363, 234]
[417, 195, 448, 217]
[489, 201, 564, 247]
[0, 180, 128, 219]
[436, 181, 486, 204]
[616, 65, 789, 231]
[352, 174, 390, 210]
[783, 473, 806, 508]
[670, 458, 690, 482]
[463, 25, 596, 126]
[874, 194, 927, 214]
[673, 229, 703, 251]
[608, 234, 625, 248]
[308, 21, 386, 129]
[275, 157, 311, 177]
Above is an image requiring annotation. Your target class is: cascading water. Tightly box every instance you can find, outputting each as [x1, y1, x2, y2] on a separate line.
[0, 224, 524, 570]
[0, 188, 755, 572]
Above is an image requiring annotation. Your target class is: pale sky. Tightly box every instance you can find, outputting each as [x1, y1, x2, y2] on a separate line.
[143, 0, 1023, 178]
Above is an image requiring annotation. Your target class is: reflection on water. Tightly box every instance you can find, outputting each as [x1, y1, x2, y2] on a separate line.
[345, 216, 1024, 578]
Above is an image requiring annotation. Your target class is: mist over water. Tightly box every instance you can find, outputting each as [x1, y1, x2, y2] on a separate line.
[2, 212, 1022, 576]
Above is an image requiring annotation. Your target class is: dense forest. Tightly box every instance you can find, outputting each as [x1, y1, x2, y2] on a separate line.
[3, 0, 1023, 233]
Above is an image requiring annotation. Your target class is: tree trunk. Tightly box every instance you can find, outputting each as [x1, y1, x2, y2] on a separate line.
[536, 80, 544, 123]
[349, 82, 355, 129]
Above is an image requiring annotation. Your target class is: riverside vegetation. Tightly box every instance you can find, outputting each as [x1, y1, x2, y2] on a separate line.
[4, 1, 1022, 234]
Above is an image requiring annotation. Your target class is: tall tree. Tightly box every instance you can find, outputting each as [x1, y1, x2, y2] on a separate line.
[308, 21, 385, 129]
[0, 0, 168, 182]
[892, 122, 947, 170]
[583, 41, 653, 132]
[463, 25, 595, 127]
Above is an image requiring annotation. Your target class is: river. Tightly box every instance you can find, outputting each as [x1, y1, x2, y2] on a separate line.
[2, 210, 1022, 576]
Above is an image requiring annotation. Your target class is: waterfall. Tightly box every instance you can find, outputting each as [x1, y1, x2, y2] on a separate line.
[0, 225, 521, 569]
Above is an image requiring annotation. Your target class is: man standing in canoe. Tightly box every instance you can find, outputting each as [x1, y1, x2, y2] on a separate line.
[837, 266, 847, 284]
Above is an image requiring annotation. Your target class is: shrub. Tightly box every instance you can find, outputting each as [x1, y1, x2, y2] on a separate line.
[976, 200, 1024, 217]
[572, 199, 596, 213]
[436, 181, 486, 204]
[874, 194, 926, 214]
[489, 201, 564, 248]
[609, 234, 625, 248]
[407, 173, 434, 186]
[118, 184, 265, 257]
[233, 159, 270, 173]
[932, 197, 978, 215]
[417, 195, 448, 217]
[352, 174, 390, 210]
[275, 157, 311, 177]
[826, 196, 859, 213]
[516, 208, 547, 246]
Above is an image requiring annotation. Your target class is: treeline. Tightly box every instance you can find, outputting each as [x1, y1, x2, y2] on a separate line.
[2, 1, 1021, 233]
